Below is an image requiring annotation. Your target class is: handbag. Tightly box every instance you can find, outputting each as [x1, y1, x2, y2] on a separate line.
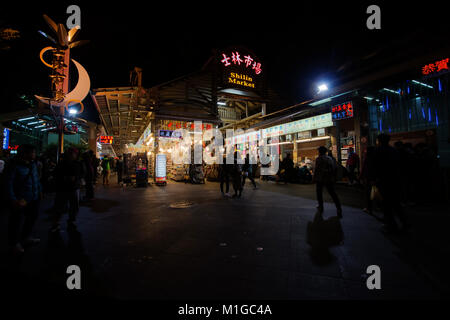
[370, 186, 383, 201]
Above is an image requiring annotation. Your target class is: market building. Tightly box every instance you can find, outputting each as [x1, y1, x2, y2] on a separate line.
[93, 47, 286, 182]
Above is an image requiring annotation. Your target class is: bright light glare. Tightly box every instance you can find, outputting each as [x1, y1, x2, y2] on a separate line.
[69, 108, 77, 114]
[318, 84, 328, 92]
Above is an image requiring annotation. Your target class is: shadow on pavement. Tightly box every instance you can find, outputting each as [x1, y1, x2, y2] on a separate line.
[80, 198, 120, 213]
[306, 212, 344, 265]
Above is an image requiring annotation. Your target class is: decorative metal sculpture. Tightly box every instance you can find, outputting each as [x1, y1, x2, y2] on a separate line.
[35, 14, 90, 160]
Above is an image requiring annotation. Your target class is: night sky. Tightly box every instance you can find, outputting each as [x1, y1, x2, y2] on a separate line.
[2, 1, 450, 108]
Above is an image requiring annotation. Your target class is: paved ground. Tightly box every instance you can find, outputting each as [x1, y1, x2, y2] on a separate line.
[0, 177, 448, 300]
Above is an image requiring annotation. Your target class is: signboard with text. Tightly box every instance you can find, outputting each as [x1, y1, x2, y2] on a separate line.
[262, 113, 334, 138]
[99, 136, 113, 144]
[331, 102, 353, 120]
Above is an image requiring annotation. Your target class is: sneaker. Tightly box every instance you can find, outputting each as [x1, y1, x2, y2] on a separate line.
[50, 224, 61, 233]
[11, 243, 25, 255]
[22, 237, 40, 246]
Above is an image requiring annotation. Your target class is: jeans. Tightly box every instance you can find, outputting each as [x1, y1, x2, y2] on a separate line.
[316, 182, 342, 210]
[8, 200, 40, 246]
[54, 190, 80, 224]
[219, 172, 229, 193]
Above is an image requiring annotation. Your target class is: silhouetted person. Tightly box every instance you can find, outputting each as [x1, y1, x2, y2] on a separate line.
[82, 151, 95, 201]
[101, 155, 111, 186]
[231, 151, 243, 198]
[116, 155, 124, 185]
[359, 146, 376, 215]
[242, 153, 257, 189]
[279, 153, 294, 183]
[346, 147, 359, 185]
[219, 154, 230, 197]
[374, 134, 410, 233]
[314, 146, 342, 218]
[5, 144, 42, 255]
[51, 147, 82, 232]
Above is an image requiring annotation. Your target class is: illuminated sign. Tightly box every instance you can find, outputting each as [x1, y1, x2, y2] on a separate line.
[2, 128, 10, 150]
[100, 136, 113, 144]
[155, 153, 167, 182]
[221, 51, 262, 74]
[158, 130, 182, 139]
[228, 72, 255, 88]
[422, 58, 449, 76]
[332, 102, 353, 120]
[262, 113, 334, 138]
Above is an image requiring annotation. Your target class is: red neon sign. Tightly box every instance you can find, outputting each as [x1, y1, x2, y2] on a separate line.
[99, 136, 113, 144]
[422, 58, 449, 75]
[332, 102, 353, 120]
[220, 51, 262, 75]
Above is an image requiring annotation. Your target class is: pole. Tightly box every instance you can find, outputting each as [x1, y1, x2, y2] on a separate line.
[56, 48, 71, 162]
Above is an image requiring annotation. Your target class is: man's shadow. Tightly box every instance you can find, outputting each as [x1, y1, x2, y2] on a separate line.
[306, 211, 344, 265]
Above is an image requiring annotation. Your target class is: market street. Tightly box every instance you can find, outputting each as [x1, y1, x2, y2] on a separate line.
[0, 179, 446, 299]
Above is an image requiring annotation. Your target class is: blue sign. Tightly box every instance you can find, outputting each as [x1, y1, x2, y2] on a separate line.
[2, 128, 10, 150]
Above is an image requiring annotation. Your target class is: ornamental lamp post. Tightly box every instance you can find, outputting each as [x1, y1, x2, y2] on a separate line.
[35, 14, 90, 162]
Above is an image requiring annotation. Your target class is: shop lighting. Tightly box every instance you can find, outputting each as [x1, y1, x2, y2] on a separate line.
[295, 136, 331, 143]
[364, 97, 374, 100]
[27, 121, 44, 125]
[309, 98, 332, 106]
[412, 80, 433, 89]
[69, 108, 78, 114]
[382, 88, 401, 94]
[34, 124, 46, 128]
[18, 117, 36, 122]
[217, 102, 227, 106]
[267, 141, 293, 146]
[41, 126, 56, 131]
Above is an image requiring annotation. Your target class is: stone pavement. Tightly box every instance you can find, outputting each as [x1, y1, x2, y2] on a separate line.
[0, 179, 448, 300]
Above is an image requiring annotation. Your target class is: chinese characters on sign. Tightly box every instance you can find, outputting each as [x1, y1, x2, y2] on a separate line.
[332, 102, 354, 120]
[422, 58, 449, 75]
[221, 51, 262, 75]
[99, 136, 113, 144]
[2, 128, 10, 150]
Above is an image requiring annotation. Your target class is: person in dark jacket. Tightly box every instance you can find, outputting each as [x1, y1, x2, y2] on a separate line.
[219, 154, 231, 197]
[82, 150, 95, 200]
[116, 155, 124, 185]
[374, 134, 410, 233]
[359, 146, 376, 215]
[4, 144, 42, 255]
[231, 151, 243, 198]
[314, 146, 342, 218]
[51, 147, 82, 232]
[242, 153, 257, 189]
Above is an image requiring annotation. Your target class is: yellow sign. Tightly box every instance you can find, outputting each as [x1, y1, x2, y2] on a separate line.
[228, 72, 255, 88]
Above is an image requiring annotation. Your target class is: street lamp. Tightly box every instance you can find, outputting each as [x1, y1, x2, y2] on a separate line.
[318, 83, 328, 93]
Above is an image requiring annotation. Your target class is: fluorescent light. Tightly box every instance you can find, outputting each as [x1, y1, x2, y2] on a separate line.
[382, 88, 401, 94]
[310, 98, 332, 106]
[217, 102, 227, 106]
[412, 80, 433, 89]
[27, 121, 44, 125]
[295, 135, 331, 143]
[34, 124, 46, 128]
[18, 117, 35, 121]
[364, 97, 374, 100]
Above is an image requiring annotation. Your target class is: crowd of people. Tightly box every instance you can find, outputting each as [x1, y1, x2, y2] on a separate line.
[0, 145, 123, 256]
[0, 133, 440, 255]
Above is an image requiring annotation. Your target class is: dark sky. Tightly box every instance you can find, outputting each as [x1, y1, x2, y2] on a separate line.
[2, 1, 450, 106]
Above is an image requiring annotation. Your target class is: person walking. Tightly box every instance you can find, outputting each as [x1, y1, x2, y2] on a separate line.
[314, 146, 342, 218]
[82, 151, 95, 200]
[101, 155, 111, 186]
[4, 144, 42, 255]
[242, 153, 257, 189]
[116, 154, 124, 185]
[374, 134, 410, 234]
[346, 147, 360, 185]
[359, 146, 376, 215]
[51, 147, 82, 232]
[219, 154, 231, 197]
[231, 151, 243, 198]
